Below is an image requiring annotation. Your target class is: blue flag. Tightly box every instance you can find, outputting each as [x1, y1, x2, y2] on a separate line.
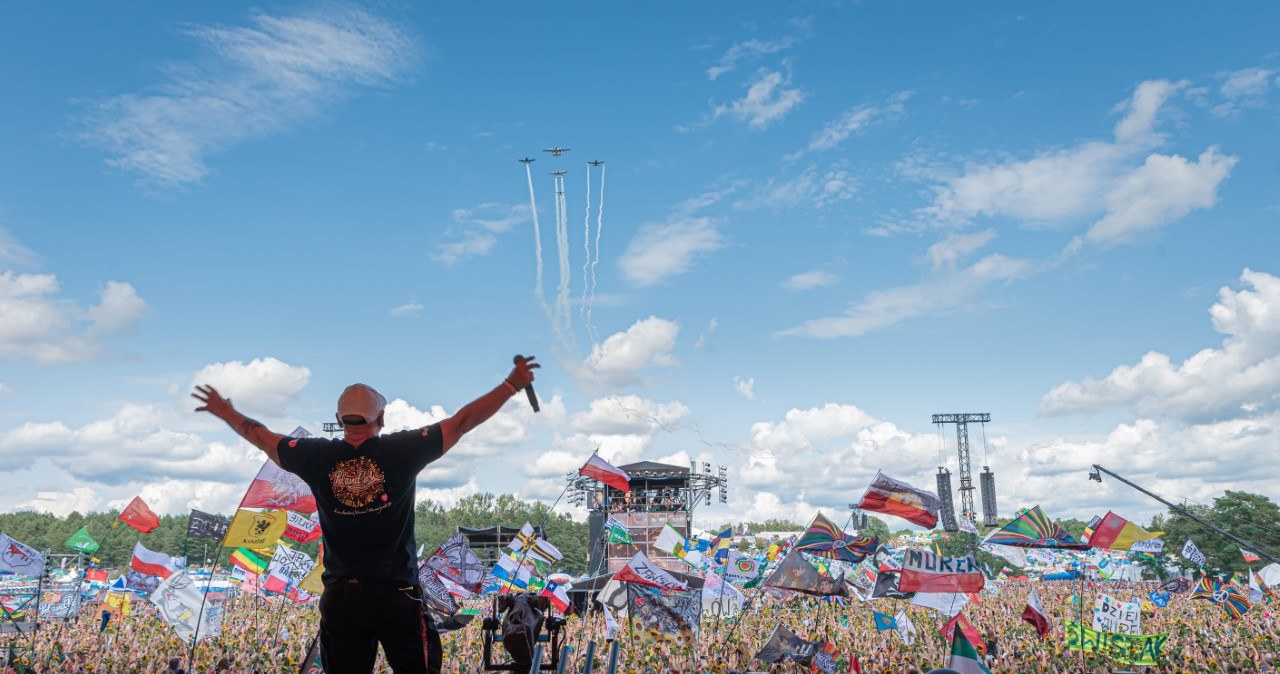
[873, 611, 898, 631]
[1148, 589, 1170, 607]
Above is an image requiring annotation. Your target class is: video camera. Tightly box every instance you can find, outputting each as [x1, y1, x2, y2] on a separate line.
[481, 593, 566, 671]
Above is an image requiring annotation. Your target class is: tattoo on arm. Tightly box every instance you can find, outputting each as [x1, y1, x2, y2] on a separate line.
[237, 418, 265, 437]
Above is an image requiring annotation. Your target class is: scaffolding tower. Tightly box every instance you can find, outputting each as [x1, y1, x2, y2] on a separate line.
[932, 413, 991, 531]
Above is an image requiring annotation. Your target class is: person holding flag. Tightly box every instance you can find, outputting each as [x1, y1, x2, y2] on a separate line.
[193, 355, 539, 674]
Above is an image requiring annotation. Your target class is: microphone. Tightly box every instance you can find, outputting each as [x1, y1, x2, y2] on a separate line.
[513, 355, 540, 413]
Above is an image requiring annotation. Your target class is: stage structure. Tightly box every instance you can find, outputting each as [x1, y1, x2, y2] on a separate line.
[932, 412, 995, 533]
[568, 460, 727, 574]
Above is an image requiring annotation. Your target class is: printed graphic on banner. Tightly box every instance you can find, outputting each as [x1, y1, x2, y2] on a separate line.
[1093, 594, 1142, 634]
[1065, 620, 1166, 665]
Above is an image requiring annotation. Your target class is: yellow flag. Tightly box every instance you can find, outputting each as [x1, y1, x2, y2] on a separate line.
[299, 561, 325, 595]
[103, 591, 132, 616]
[222, 509, 288, 548]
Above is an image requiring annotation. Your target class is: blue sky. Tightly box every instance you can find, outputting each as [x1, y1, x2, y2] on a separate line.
[2, 2, 1279, 529]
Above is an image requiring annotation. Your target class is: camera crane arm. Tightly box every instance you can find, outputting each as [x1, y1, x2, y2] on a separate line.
[1089, 463, 1280, 566]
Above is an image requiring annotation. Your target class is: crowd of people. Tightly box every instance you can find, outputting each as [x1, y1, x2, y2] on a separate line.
[3, 577, 1275, 673]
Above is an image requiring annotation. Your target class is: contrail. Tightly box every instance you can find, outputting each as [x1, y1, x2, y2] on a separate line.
[586, 163, 606, 345]
[525, 163, 549, 316]
[581, 164, 592, 328]
[554, 174, 572, 343]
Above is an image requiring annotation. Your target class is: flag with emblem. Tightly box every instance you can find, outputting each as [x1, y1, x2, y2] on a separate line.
[222, 509, 288, 548]
[117, 496, 161, 534]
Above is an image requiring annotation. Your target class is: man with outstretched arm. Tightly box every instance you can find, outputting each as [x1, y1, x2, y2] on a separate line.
[193, 355, 539, 674]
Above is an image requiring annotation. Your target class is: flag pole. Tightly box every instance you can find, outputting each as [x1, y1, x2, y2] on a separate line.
[187, 544, 229, 673]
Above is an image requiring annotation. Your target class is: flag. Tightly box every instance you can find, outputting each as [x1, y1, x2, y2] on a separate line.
[1147, 589, 1170, 608]
[263, 544, 315, 594]
[1087, 512, 1159, 551]
[858, 471, 942, 528]
[578, 454, 630, 492]
[894, 610, 917, 645]
[1242, 548, 1262, 563]
[626, 584, 700, 642]
[653, 524, 702, 566]
[102, 590, 132, 616]
[947, 628, 992, 674]
[808, 639, 845, 674]
[872, 611, 897, 631]
[512, 536, 563, 565]
[0, 534, 44, 578]
[763, 551, 848, 597]
[1191, 575, 1251, 619]
[899, 550, 985, 593]
[118, 496, 160, 534]
[1181, 538, 1207, 567]
[604, 517, 633, 545]
[185, 510, 230, 541]
[1131, 538, 1165, 555]
[86, 569, 108, 582]
[912, 590, 969, 617]
[418, 565, 458, 615]
[871, 571, 913, 600]
[129, 542, 175, 579]
[150, 570, 222, 642]
[612, 551, 687, 590]
[1022, 589, 1050, 639]
[725, 551, 760, 581]
[753, 624, 817, 666]
[793, 512, 878, 563]
[281, 511, 321, 544]
[493, 554, 532, 589]
[603, 604, 620, 641]
[541, 580, 571, 613]
[425, 533, 489, 594]
[984, 505, 1088, 549]
[239, 459, 317, 513]
[229, 548, 269, 575]
[299, 561, 325, 596]
[941, 613, 986, 656]
[64, 527, 100, 553]
[222, 509, 288, 548]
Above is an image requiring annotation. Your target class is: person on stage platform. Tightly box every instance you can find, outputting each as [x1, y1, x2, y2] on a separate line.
[192, 355, 539, 674]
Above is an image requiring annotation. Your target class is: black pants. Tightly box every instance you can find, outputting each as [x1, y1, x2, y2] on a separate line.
[319, 579, 441, 674]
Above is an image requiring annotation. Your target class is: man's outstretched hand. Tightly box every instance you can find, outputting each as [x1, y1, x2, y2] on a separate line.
[508, 355, 540, 390]
[192, 384, 234, 419]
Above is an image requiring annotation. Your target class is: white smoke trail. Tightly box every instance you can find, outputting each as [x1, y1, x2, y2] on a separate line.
[554, 174, 573, 343]
[525, 163, 549, 317]
[586, 163, 606, 346]
[581, 164, 592, 328]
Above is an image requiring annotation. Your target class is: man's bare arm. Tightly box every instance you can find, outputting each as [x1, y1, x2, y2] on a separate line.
[192, 384, 286, 465]
[439, 356, 539, 452]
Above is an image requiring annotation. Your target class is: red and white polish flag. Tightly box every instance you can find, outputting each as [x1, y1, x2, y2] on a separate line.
[1022, 589, 1051, 639]
[578, 454, 631, 493]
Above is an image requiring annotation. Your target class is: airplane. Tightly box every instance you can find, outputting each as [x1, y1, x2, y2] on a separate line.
[543, 146, 571, 157]
[588, 160, 605, 167]
[518, 157, 536, 164]
[548, 170, 567, 177]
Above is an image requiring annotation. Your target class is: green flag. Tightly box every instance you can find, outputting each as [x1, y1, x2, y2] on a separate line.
[604, 517, 633, 545]
[65, 526, 100, 553]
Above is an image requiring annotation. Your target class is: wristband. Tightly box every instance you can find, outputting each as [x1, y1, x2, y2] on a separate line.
[503, 379, 519, 395]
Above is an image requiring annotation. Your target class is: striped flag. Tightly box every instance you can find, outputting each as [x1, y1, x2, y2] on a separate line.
[130, 542, 176, 579]
[578, 454, 630, 493]
[857, 472, 941, 529]
[947, 628, 992, 674]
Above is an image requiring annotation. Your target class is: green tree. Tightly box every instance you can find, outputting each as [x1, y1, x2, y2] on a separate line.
[1161, 491, 1280, 575]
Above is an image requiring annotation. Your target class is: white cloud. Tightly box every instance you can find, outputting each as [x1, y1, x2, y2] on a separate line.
[712, 69, 805, 130]
[733, 377, 756, 400]
[735, 164, 857, 210]
[18, 486, 103, 517]
[694, 317, 718, 349]
[1041, 269, 1280, 423]
[1112, 79, 1185, 144]
[430, 203, 531, 266]
[707, 35, 803, 80]
[908, 79, 1232, 247]
[383, 396, 532, 458]
[783, 270, 838, 291]
[0, 272, 148, 363]
[1087, 147, 1236, 244]
[0, 383, 11, 395]
[576, 317, 679, 387]
[190, 357, 311, 417]
[0, 227, 40, 269]
[925, 229, 996, 271]
[788, 90, 912, 160]
[619, 217, 725, 287]
[78, 6, 416, 188]
[1212, 66, 1274, 118]
[390, 301, 424, 317]
[558, 395, 692, 466]
[779, 253, 1032, 338]
[416, 478, 481, 508]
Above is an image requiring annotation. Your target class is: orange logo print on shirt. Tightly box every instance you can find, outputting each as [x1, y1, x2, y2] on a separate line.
[329, 456, 386, 509]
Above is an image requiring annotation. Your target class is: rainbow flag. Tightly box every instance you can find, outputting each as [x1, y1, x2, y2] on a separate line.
[229, 548, 268, 575]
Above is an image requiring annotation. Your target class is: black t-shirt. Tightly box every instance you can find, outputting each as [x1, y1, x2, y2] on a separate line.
[276, 424, 444, 584]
